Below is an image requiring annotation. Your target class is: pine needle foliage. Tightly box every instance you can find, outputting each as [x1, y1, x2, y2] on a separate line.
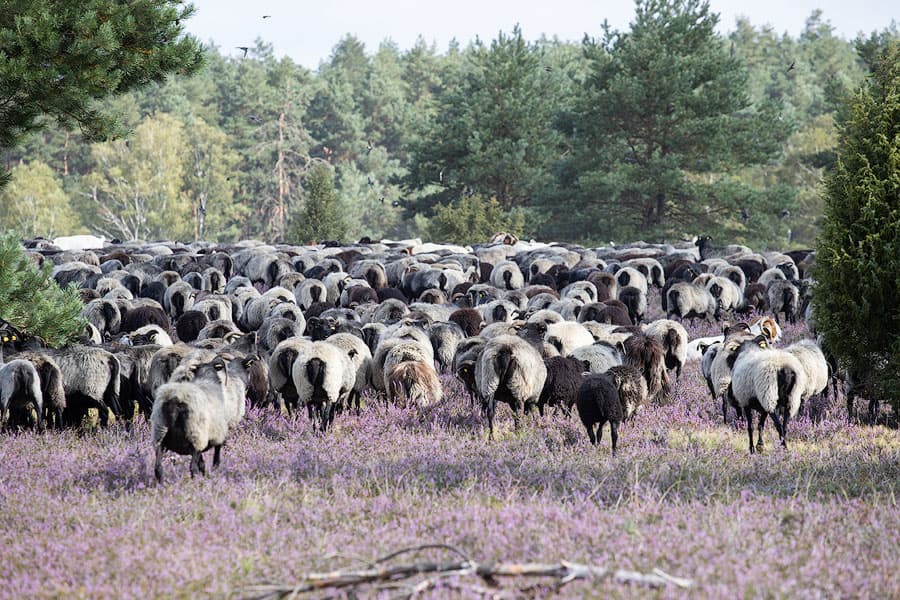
[813, 43, 900, 411]
[289, 161, 348, 243]
[0, 232, 85, 347]
[427, 195, 525, 245]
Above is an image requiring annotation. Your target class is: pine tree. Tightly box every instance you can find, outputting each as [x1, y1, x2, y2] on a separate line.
[0, 0, 204, 186]
[427, 195, 524, 245]
[813, 43, 900, 414]
[289, 161, 348, 243]
[0, 232, 85, 347]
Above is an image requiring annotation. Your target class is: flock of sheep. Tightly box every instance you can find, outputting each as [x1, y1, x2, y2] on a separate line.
[0, 232, 860, 480]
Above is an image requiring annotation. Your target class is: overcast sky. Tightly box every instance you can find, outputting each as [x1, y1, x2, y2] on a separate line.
[184, 0, 898, 70]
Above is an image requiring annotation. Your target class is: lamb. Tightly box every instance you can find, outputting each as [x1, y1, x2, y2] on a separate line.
[292, 341, 354, 432]
[666, 282, 717, 324]
[641, 319, 688, 379]
[151, 356, 247, 482]
[575, 373, 623, 454]
[726, 338, 807, 453]
[474, 335, 548, 439]
[607, 364, 649, 420]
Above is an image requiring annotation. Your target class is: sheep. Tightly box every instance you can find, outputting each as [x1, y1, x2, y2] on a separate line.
[373, 298, 411, 324]
[575, 373, 623, 454]
[82, 298, 121, 337]
[119, 304, 172, 335]
[561, 281, 598, 303]
[569, 342, 623, 374]
[241, 287, 296, 331]
[292, 341, 354, 432]
[198, 319, 240, 342]
[726, 338, 807, 453]
[428, 321, 466, 372]
[325, 332, 372, 414]
[480, 299, 520, 325]
[784, 340, 831, 415]
[767, 279, 800, 325]
[607, 364, 648, 421]
[641, 319, 688, 379]
[151, 356, 247, 482]
[666, 282, 717, 324]
[0, 355, 44, 431]
[714, 264, 746, 292]
[259, 316, 305, 353]
[348, 260, 388, 289]
[622, 334, 669, 403]
[454, 336, 486, 405]
[128, 324, 173, 347]
[709, 329, 756, 423]
[700, 341, 722, 402]
[538, 356, 584, 415]
[705, 276, 743, 315]
[490, 260, 525, 290]
[163, 280, 196, 319]
[448, 308, 484, 337]
[175, 311, 209, 343]
[544, 321, 594, 357]
[578, 301, 632, 327]
[623, 258, 665, 287]
[615, 267, 648, 295]
[475, 335, 547, 438]
[618, 286, 647, 325]
[757, 267, 787, 288]
[267, 338, 314, 414]
[192, 296, 233, 324]
[386, 360, 442, 407]
[738, 283, 769, 315]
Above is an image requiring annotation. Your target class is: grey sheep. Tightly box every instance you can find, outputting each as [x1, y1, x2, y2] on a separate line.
[292, 341, 354, 432]
[151, 355, 247, 482]
[615, 267, 648, 295]
[490, 260, 525, 290]
[267, 337, 314, 414]
[606, 364, 648, 421]
[766, 279, 800, 325]
[784, 339, 831, 413]
[82, 298, 121, 337]
[0, 355, 44, 431]
[475, 334, 548, 439]
[666, 282, 717, 324]
[618, 286, 647, 325]
[163, 280, 196, 319]
[428, 321, 466, 372]
[544, 321, 594, 357]
[569, 342, 623, 374]
[705, 276, 743, 314]
[326, 332, 372, 414]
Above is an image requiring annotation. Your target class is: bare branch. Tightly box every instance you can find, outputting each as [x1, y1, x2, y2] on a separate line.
[240, 545, 692, 599]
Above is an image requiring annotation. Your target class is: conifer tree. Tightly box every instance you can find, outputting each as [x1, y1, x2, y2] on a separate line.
[289, 162, 348, 243]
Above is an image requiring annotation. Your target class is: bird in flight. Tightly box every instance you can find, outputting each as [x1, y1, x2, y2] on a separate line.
[262, 15, 272, 19]
[367, 175, 375, 186]
[787, 61, 795, 72]
[236, 46, 249, 58]
[367, 140, 373, 154]
[543, 66, 552, 72]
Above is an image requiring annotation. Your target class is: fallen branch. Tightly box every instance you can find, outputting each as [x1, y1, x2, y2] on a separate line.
[241, 545, 692, 599]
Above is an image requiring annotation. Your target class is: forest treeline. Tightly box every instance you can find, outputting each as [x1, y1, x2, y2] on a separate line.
[0, 3, 894, 249]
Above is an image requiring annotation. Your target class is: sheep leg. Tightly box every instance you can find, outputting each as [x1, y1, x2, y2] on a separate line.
[769, 410, 786, 449]
[485, 396, 496, 441]
[756, 412, 767, 452]
[744, 407, 755, 454]
[213, 446, 222, 469]
[154, 444, 165, 483]
[721, 395, 729, 425]
[190, 451, 207, 477]
[610, 422, 619, 456]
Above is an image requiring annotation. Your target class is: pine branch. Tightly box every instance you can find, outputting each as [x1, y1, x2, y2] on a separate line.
[240, 545, 692, 599]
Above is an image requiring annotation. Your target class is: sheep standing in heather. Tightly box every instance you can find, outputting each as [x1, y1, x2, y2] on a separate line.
[538, 355, 584, 415]
[475, 335, 547, 439]
[727, 338, 807, 454]
[641, 319, 688, 380]
[666, 282, 717, 324]
[326, 332, 372, 414]
[292, 342, 353, 432]
[606, 364, 648, 421]
[784, 339, 831, 416]
[576, 373, 623, 454]
[386, 360, 442, 407]
[0, 347, 44, 431]
[623, 334, 668, 403]
[151, 356, 247, 482]
[267, 338, 313, 414]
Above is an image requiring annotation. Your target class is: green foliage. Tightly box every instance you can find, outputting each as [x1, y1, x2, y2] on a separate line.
[289, 161, 348, 243]
[0, 161, 84, 237]
[427, 195, 524, 245]
[0, 0, 204, 186]
[0, 232, 85, 347]
[544, 0, 792, 245]
[813, 43, 900, 412]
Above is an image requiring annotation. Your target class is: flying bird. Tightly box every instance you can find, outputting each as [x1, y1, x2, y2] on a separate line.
[787, 61, 795, 72]
[380, 196, 385, 204]
[367, 175, 375, 186]
[262, 15, 272, 19]
[236, 46, 249, 58]
[366, 140, 373, 154]
[543, 66, 552, 72]
[741, 207, 750, 224]
[391, 200, 401, 207]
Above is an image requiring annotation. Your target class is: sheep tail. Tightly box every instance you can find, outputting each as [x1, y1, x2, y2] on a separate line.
[777, 367, 797, 411]
[495, 347, 517, 386]
[306, 357, 326, 392]
[278, 348, 299, 381]
[104, 355, 123, 417]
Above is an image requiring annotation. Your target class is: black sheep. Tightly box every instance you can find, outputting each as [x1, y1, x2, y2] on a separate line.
[539, 356, 583, 414]
[175, 310, 209, 343]
[576, 373, 623, 454]
[449, 308, 484, 337]
[120, 305, 172, 335]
